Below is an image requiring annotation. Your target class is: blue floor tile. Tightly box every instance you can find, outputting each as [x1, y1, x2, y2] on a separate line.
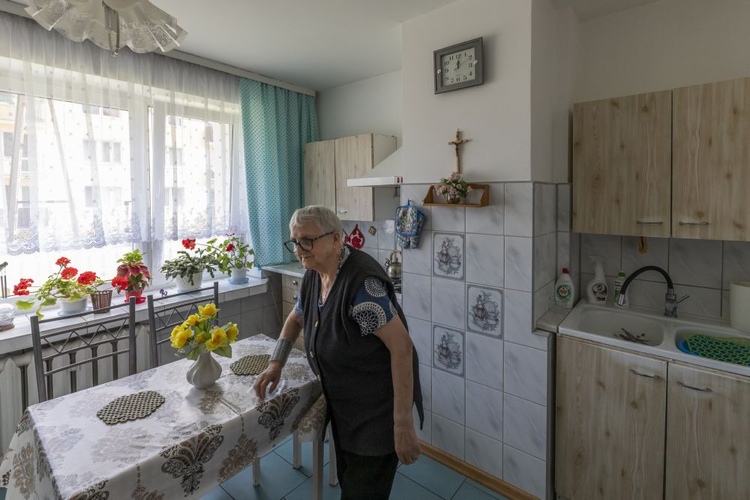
[273, 438, 331, 478]
[451, 482, 507, 500]
[220, 452, 308, 500]
[0, 487, 6, 500]
[390, 472, 444, 499]
[201, 485, 234, 500]
[397, 455, 465, 499]
[463, 479, 511, 500]
[283, 464, 341, 500]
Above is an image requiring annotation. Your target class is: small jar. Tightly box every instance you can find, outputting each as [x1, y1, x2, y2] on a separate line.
[0, 303, 14, 331]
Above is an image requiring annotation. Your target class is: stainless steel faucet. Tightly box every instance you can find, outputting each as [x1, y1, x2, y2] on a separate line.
[617, 265, 689, 317]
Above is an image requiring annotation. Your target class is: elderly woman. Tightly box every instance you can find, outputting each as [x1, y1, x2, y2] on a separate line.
[254, 205, 423, 500]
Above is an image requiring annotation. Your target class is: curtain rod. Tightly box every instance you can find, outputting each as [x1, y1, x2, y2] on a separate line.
[0, 0, 316, 97]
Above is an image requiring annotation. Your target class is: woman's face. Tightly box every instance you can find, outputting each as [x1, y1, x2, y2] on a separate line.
[289, 222, 340, 271]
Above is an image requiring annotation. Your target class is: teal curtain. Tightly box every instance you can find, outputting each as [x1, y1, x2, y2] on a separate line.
[240, 78, 319, 267]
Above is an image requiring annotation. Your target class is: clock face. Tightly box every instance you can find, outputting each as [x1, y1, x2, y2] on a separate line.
[441, 47, 476, 86]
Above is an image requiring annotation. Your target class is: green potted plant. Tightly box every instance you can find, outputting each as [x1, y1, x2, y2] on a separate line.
[161, 239, 218, 291]
[210, 235, 254, 284]
[111, 249, 151, 304]
[15, 257, 104, 317]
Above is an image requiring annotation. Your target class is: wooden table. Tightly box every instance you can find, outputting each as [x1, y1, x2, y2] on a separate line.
[0, 334, 324, 499]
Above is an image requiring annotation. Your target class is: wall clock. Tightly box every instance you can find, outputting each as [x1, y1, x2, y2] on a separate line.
[434, 37, 484, 94]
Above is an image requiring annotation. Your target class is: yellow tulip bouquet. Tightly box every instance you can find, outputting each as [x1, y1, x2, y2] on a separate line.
[169, 303, 238, 360]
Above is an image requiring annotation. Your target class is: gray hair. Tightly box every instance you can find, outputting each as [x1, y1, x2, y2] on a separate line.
[289, 205, 343, 235]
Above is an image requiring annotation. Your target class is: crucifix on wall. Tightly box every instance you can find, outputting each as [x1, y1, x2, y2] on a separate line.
[448, 129, 470, 173]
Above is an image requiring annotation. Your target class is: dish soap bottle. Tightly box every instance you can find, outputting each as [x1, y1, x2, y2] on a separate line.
[586, 256, 608, 305]
[613, 270, 629, 308]
[554, 268, 575, 309]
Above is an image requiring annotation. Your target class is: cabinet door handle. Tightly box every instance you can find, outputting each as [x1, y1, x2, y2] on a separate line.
[293, 293, 298, 300]
[636, 220, 664, 225]
[337, 209, 348, 214]
[677, 380, 712, 392]
[629, 368, 659, 379]
[292, 280, 298, 286]
[678, 221, 709, 226]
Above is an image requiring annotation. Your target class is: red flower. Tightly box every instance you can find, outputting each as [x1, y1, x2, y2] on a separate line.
[77, 271, 98, 286]
[182, 238, 196, 250]
[225, 243, 235, 252]
[61, 267, 78, 280]
[111, 276, 129, 291]
[13, 278, 34, 295]
[55, 257, 71, 267]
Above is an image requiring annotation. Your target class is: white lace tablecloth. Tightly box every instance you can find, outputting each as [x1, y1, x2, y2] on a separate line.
[0, 335, 323, 499]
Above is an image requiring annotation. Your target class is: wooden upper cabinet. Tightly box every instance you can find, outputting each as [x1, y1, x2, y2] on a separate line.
[673, 78, 750, 241]
[556, 336, 667, 500]
[665, 363, 750, 499]
[304, 134, 396, 221]
[572, 91, 672, 237]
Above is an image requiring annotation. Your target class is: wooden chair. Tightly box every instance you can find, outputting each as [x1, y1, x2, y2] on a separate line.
[30, 297, 137, 402]
[146, 281, 220, 368]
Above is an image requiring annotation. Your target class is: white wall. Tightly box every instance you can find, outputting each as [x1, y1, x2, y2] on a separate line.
[530, 0, 558, 182]
[552, 8, 579, 183]
[316, 70, 403, 142]
[402, 0, 533, 184]
[575, 0, 750, 102]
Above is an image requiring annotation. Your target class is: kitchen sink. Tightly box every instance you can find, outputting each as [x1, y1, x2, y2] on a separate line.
[674, 327, 750, 367]
[559, 303, 666, 347]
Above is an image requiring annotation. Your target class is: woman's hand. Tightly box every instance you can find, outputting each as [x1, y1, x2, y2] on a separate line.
[394, 421, 421, 465]
[253, 361, 283, 399]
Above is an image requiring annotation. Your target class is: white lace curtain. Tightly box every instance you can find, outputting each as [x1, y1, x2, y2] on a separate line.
[0, 12, 247, 261]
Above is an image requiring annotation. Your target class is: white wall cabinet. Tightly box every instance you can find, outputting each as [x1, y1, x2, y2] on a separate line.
[303, 134, 396, 221]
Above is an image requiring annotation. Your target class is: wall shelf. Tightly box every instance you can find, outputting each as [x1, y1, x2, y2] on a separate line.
[423, 184, 489, 207]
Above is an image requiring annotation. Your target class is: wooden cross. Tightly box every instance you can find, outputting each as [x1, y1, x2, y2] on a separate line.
[448, 129, 470, 174]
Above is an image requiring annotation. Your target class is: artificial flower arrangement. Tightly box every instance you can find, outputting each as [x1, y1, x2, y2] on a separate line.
[210, 234, 254, 277]
[160, 238, 219, 286]
[15, 257, 104, 317]
[111, 249, 151, 303]
[169, 302, 238, 359]
[435, 171, 471, 203]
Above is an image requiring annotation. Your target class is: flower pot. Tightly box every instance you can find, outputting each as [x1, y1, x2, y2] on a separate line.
[175, 273, 203, 292]
[59, 297, 87, 315]
[91, 290, 113, 313]
[228, 267, 248, 285]
[186, 351, 222, 389]
[447, 194, 462, 204]
[124, 289, 146, 304]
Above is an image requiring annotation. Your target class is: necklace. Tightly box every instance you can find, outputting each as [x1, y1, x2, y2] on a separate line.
[319, 246, 347, 305]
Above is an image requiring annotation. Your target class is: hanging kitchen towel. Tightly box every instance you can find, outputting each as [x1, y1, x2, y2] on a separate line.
[395, 200, 427, 249]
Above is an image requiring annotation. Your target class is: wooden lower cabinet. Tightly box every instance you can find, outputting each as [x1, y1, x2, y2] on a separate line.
[665, 363, 750, 499]
[556, 336, 667, 499]
[281, 274, 305, 351]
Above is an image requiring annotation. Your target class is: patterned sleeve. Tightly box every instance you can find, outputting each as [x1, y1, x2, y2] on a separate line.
[349, 276, 399, 336]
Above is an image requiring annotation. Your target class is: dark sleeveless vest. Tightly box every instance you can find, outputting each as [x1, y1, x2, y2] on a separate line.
[301, 246, 424, 456]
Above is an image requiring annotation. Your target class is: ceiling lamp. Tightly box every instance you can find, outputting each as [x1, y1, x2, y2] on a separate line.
[25, 0, 187, 56]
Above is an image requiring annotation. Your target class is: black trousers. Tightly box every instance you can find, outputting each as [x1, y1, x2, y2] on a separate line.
[335, 447, 399, 500]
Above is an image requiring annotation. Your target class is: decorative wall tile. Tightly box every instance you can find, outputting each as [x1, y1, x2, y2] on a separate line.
[504, 183, 533, 237]
[465, 381, 503, 441]
[557, 184, 571, 232]
[465, 333, 503, 390]
[402, 230, 433, 276]
[621, 236, 669, 276]
[466, 183, 505, 235]
[409, 317, 433, 368]
[465, 429, 503, 480]
[669, 238, 722, 289]
[505, 237, 533, 292]
[503, 444, 546, 500]
[432, 368, 465, 424]
[434, 232, 465, 279]
[467, 285, 503, 337]
[432, 413, 465, 460]
[432, 205, 466, 233]
[533, 183, 556, 236]
[503, 394, 547, 460]
[723, 241, 750, 289]
[504, 343, 548, 406]
[402, 272, 431, 320]
[431, 278, 466, 329]
[465, 234, 504, 287]
[433, 325, 465, 376]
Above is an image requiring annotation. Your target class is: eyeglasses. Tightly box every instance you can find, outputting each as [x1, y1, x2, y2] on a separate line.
[284, 231, 335, 253]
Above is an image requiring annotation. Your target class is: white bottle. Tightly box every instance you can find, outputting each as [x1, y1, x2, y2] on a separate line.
[613, 270, 629, 308]
[587, 256, 609, 305]
[554, 268, 575, 309]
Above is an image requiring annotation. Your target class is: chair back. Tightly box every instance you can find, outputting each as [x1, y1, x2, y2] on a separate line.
[30, 297, 137, 403]
[146, 281, 220, 367]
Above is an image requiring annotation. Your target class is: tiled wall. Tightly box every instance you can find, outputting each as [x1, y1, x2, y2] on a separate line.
[397, 182, 553, 499]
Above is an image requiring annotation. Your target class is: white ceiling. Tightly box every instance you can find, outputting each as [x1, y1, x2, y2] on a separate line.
[7, 0, 662, 92]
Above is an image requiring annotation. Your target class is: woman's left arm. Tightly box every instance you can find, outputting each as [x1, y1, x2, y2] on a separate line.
[375, 317, 421, 465]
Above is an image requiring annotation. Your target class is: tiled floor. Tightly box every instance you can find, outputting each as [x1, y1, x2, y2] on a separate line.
[204, 436, 511, 500]
[0, 436, 511, 500]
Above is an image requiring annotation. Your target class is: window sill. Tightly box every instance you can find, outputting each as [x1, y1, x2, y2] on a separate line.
[0, 276, 268, 356]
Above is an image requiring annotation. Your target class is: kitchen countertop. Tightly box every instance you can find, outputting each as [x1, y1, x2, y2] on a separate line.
[262, 262, 306, 279]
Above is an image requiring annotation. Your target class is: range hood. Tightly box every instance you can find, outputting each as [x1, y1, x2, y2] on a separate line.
[347, 148, 404, 187]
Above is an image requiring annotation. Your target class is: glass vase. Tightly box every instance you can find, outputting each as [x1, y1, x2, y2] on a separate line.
[186, 351, 222, 389]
